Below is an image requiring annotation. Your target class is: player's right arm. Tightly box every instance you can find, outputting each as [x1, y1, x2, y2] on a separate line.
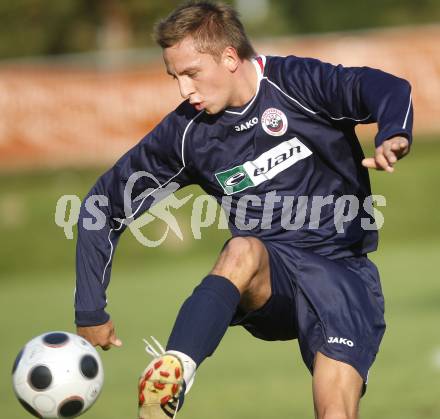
[75, 105, 196, 349]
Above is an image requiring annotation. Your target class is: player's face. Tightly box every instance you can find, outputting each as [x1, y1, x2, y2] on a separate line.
[163, 36, 236, 114]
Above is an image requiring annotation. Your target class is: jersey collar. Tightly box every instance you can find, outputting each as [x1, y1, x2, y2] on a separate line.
[224, 55, 266, 116]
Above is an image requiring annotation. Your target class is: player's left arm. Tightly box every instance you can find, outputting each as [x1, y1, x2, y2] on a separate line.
[351, 66, 413, 173]
[329, 64, 413, 173]
[280, 57, 413, 172]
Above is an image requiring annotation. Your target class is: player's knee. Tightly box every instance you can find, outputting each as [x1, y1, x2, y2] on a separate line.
[213, 236, 267, 292]
[222, 236, 263, 274]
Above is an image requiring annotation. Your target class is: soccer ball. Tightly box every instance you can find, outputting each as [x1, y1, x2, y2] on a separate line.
[12, 331, 104, 418]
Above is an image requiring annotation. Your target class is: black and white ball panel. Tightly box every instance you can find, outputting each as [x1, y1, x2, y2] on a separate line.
[43, 332, 69, 347]
[29, 365, 52, 390]
[58, 397, 84, 418]
[80, 355, 99, 379]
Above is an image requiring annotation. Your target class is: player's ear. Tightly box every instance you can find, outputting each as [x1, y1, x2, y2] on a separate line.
[222, 46, 240, 73]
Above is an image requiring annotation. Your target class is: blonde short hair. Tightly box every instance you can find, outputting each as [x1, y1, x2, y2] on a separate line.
[154, 1, 256, 60]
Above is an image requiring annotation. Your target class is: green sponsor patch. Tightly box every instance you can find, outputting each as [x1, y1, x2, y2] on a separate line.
[215, 165, 255, 195]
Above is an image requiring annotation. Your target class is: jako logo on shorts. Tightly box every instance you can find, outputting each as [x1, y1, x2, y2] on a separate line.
[327, 337, 355, 347]
[215, 138, 312, 195]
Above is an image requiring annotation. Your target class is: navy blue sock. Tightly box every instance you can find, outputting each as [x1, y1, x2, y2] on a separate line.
[166, 274, 241, 366]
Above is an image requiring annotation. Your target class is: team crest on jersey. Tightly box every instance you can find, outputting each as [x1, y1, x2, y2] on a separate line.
[261, 108, 288, 136]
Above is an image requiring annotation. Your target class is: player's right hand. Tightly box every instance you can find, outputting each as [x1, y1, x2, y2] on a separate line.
[77, 319, 123, 351]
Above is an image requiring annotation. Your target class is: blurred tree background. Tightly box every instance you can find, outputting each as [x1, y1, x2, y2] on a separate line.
[0, 0, 439, 59]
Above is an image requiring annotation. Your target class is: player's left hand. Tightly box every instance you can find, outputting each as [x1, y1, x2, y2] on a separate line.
[362, 136, 409, 173]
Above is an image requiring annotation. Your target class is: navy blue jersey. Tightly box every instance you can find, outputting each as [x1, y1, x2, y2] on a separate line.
[75, 55, 413, 326]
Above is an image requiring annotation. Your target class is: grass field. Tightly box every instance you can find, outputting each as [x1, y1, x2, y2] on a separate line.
[0, 138, 439, 418]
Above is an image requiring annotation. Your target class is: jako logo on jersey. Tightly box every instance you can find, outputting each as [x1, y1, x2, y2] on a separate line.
[261, 108, 288, 136]
[234, 117, 258, 132]
[327, 337, 354, 347]
[215, 137, 312, 195]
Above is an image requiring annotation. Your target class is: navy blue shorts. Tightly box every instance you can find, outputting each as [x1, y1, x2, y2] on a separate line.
[230, 239, 386, 386]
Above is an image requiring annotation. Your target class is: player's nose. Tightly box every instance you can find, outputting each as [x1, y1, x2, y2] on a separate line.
[177, 78, 196, 100]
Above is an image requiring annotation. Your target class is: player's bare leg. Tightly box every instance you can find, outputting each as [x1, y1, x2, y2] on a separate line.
[312, 352, 363, 419]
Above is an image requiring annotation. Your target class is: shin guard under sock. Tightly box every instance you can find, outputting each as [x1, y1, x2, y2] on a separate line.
[166, 274, 240, 366]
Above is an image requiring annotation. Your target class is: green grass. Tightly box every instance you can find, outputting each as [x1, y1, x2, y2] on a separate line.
[0, 138, 439, 418]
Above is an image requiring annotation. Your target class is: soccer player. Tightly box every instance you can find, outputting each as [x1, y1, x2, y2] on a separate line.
[74, 2, 413, 418]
